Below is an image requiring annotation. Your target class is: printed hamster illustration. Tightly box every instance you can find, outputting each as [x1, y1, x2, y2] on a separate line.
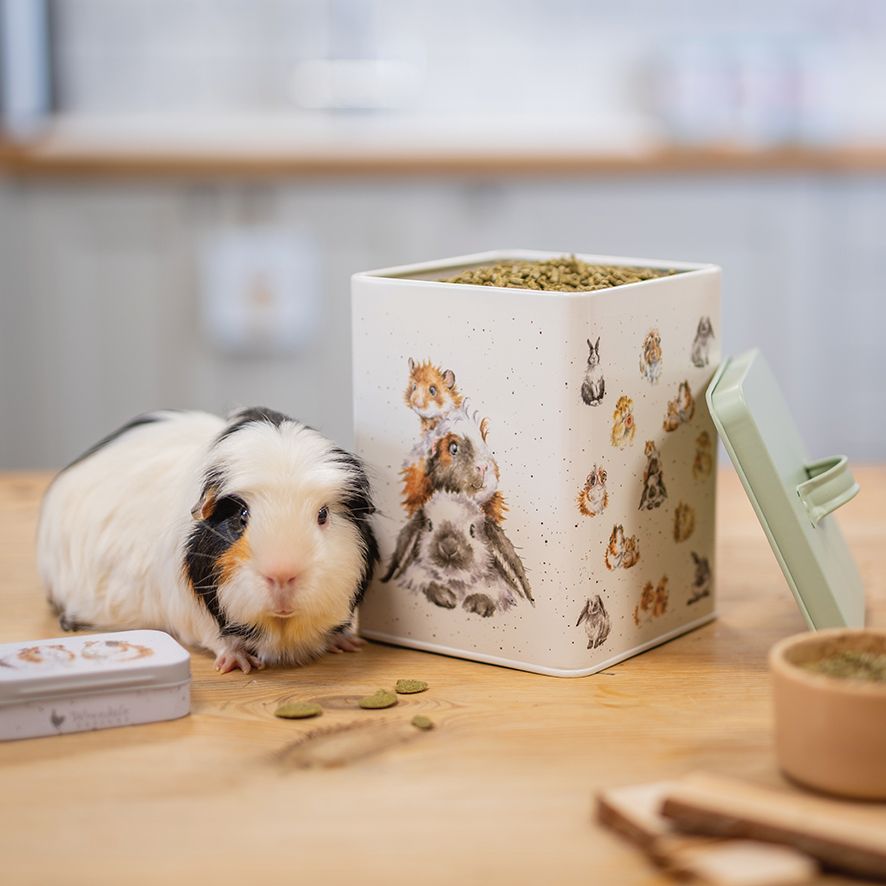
[639, 329, 663, 384]
[604, 524, 640, 571]
[577, 465, 608, 517]
[11, 644, 75, 668]
[382, 491, 532, 617]
[404, 358, 463, 432]
[81, 639, 154, 662]
[638, 441, 668, 511]
[691, 316, 715, 368]
[663, 381, 696, 432]
[576, 595, 611, 650]
[688, 552, 712, 604]
[386, 359, 531, 618]
[693, 430, 714, 480]
[673, 502, 696, 543]
[580, 337, 605, 406]
[633, 576, 669, 626]
[611, 395, 637, 449]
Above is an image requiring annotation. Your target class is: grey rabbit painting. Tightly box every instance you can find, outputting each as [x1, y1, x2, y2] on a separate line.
[382, 359, 532, 617]
[691, 316, 715, 368]
[576, 595, 611, 649]
[580, 337, 605, 406]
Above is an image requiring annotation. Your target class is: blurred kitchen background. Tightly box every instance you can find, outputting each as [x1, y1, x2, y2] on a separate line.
[1, 0, 885, 468]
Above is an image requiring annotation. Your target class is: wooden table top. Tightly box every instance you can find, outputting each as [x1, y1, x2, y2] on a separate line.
[1, 469, 884, 885]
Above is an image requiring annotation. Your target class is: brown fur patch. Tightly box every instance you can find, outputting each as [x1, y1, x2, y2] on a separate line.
[404, 360, 462, 415]
[216, 534, 252, 587]
[401, 461, 431, 516]
[483, 491, 508, 524]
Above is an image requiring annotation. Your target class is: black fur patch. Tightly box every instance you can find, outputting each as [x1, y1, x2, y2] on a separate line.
[59, 412, 172, 474]
[216, 407, 292, 444]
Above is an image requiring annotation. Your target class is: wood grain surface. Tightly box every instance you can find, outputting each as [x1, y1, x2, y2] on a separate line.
[1, 469, 884, 886]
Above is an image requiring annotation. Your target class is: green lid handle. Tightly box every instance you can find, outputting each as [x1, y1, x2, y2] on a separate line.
[796, 456, 860, 527]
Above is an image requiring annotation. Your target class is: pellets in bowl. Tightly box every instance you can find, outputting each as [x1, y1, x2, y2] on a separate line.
[275, 701, 323, 720]
[395, 679, 428, 694]
[358, 689, 398, 710]
[800, 651, 886, 683]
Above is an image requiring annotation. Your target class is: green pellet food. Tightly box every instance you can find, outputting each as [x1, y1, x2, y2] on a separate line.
[800, 651, 886, 683]
[411, 715, 434, 731]
[395, 679, 428, 694]
[441, 255, 676, 293]
[275, 701, 323, 719]
[358, 689, 398, 710]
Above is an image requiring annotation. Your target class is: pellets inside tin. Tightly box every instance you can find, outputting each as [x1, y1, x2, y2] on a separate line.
[358, 689, 399, 710]
[441, 255, 676, 292]
[395, 679, 428, 694]
[800, 650, 886, 683]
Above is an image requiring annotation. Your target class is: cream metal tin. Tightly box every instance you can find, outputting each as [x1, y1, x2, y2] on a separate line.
[352, 249, 720, 676]
[0, 629, 191, 741]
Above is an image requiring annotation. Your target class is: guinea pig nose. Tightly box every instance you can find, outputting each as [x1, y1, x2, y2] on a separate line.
[262, 570, 299, 590]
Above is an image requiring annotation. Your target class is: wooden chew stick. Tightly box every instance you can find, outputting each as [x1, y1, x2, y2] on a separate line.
[596, 782, 817, 885]
[661, 773, 886, 880]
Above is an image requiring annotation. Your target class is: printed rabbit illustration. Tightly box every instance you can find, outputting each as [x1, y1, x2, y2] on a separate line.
[688, 552, 712, 604]
[639, 329, 663, 384]
[604, 524, 640, 571]
[577, 465, 608, 517]
[673, 502, 696, 543]
[581, 337, 605, 406]
[633, 576, 669, 625]
[638, 440, 668, 511]
[381, 491, 533, 616]
[576, 595, 611, 650]
[691, 316, 715, 368]
[692, 431, 713, 480]
[663, 381, 696, 432]
[611, 395, 636, 449]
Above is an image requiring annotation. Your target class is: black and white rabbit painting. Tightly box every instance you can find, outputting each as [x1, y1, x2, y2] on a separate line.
[576, 595, 611, 650]
[580, 337, 605, 406]
[691, 316, 715, 368]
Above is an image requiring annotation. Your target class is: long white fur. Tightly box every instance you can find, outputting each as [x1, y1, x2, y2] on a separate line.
[37, 411, 367, 667]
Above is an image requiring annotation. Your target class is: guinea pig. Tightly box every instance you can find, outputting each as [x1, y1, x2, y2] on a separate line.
[37, 407, 378, 673]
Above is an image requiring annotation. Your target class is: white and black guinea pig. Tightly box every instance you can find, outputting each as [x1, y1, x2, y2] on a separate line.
[37, 407, 378, 673]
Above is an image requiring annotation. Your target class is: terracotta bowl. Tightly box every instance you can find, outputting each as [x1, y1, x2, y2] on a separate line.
[770, 628, 886, 800]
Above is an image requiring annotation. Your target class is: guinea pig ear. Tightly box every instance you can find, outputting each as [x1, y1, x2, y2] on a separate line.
[408, 357, 415, 371]
[479, 417, 490, 442]
[191, 483, 218, 522]
[442, 369, 456, 389]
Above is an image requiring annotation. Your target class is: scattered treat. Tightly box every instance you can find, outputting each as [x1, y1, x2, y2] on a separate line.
[800, 650, 886, 683]
[274, 701, 323, 720]
[660, 773, 886, 880]
[411, 715, 434, 731]
[395, 679, 429, 694]
[358, 689, 398, 710]
[441, 255, 676, 293]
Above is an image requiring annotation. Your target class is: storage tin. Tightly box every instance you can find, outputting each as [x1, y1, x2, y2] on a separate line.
[352, 250, 720, 676]
[0, 629, 190, 740]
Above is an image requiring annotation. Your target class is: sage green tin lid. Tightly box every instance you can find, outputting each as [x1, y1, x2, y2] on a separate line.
[706, 349, 864, 629]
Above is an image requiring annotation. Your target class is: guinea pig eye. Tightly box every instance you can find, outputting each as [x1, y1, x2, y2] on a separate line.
[448, 441, 458, 455]
[469, 524, 475, 538]
[412, 383, 417, 392]
[429, 385, 437, 396]
[317, 506, 329, 526]
[425, 519, 433, 532]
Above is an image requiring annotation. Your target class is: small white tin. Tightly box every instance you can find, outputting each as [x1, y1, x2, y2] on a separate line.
[0, 629, 190, 741]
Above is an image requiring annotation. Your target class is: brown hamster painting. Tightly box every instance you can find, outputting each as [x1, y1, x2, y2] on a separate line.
[639, 329, 663, 384]
[604, 524, 640, 571]
[638, 440, 667, 511]
[577, 465, 608, 517]
[673, 502, 696, 543]
[611, 395, 636, 449]
[663, 380, 695, 432]
[633, 576, 669, 626]
[692, 431, 713, 480]
[404, 358, 463, 432]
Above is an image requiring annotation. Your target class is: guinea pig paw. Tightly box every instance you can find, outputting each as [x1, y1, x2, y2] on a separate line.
[214, 646, 265, 674]
[326, 632, 365, 654]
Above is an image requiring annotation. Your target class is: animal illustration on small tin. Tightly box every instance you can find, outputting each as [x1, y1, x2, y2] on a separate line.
[691, 316, 715, 368]
[633, 576, 669, 626]
[663, 381, 696, 432]
[611, 395, 637, 449]
[81, 639, 154, 662]
[577, 465, 608, 517]
[576, 595, 611, 650]
[692, 430, 714, 480]
[639, 329, 663, 384]
[381, 491, 533, 616]
[604, 524, 640, 571]
[673, 502, 696, 542]
[688, 552, 712, 604]
[638, 441, 668, 511]
[581, 337, 605, 406]
[404, 358, 463, 432]
[14, 644, 75, 667]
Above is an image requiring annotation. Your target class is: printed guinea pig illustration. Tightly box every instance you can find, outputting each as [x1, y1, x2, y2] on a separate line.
[692, 431, 714, 481]
[638, 441, 668, 511]
[611, 395, 637, 449]
[381, 491, 533, 617]
[663, 381, 696, 432]
[633, 576, 669, 626]
[580, 337, 605, 406]
[400, 403, 506, 524]
[691, 316, 715, 368]
[604, 524, 640, 571]
[576, 595, 611, 650]
[673, 502, 696, 543]
[577, 465, 608, 517]
[12, 644, 75, 667]
[639, 329, 663, 384]
[405, 358, 462, 432]
[81, 639, 153, 662]
[37, 407, 379, 674]
[688, 552, 712, 605]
